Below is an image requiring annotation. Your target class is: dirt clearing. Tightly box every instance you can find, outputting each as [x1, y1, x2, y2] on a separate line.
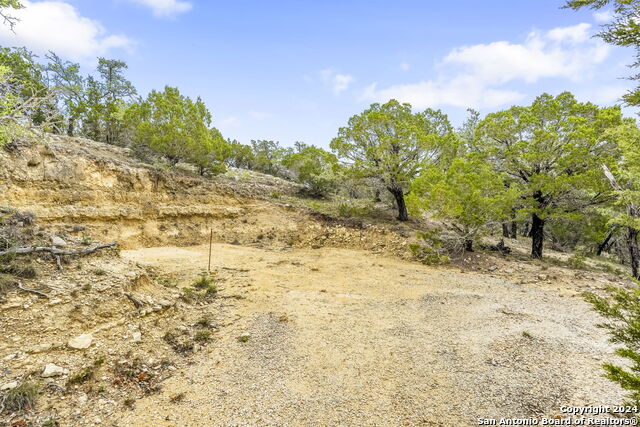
[114, 243, 621, 426]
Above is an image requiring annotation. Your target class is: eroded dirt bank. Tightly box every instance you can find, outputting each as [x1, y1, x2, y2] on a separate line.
[116, 244, 622, 427]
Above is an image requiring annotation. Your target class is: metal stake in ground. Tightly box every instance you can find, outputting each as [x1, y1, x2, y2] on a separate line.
[208, 229, 213, 273]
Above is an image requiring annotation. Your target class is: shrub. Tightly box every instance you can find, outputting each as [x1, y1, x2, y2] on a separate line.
[408, 230, 452, 265]
[337, 202, 373, 218]
[0, 381, 39, 413]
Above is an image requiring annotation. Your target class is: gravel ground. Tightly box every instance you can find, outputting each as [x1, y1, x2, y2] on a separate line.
[113, 244, 624, 427]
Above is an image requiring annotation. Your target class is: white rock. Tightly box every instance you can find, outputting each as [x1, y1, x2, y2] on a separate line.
[132, 331, 142, 343]
[68, 333, 93, 350]
[42, 363, 68, 377]
[1, 381, 18, 391]
[51, 236, 67, 247]
[29, 343, 52, 354]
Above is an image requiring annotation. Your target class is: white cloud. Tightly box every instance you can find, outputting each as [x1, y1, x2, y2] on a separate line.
[399, 62, 410, 71]
[0, 1, 132, 62]
[593, 10, 614, 23]
[363, 23, 610, 109]
[126, 0, 192, 18]
[320, 69, 354, 94]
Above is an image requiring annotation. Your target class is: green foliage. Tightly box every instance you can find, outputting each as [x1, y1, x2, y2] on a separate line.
[45, 52, 85, 136]
[408, 230, 451, 265]
[248, 139, 292, 177]
[282, 143, 339, 198]
[226, 140, 257, 169]
[129, 86, 228, 174]
[565, 0, 640, 106]
[585, 283, 640, 408]
[605, 123, 640, 229]
[194, 330, 212, 342]
[0, 381, 39, 413]
[408, 154, 517, 250]
[331, 99, 457, 220]
[477, 92, 623, 258]
[337, 201, 373, 218]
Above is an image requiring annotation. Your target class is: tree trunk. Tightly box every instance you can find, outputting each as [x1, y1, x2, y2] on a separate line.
[510, 221, 517, 239]
[627, 227, 640, 280]
[388, 188, 408, 221]
[502, 223, 510, 238]
[67, 118, 75, 137]
[531, 213, 545, 259]
[465, 239, 474, 252]
[596, 229, 615, 256]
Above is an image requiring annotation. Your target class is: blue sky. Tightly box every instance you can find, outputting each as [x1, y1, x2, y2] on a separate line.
[0, 0, 635, 148]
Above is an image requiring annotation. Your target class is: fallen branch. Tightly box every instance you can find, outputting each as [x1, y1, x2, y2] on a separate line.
[0, 242, 117, 257]
[125, 293, 144, 309]
[17, 282, 49, 299]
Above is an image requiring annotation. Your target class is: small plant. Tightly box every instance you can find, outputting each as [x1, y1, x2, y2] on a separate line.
[194, 274, 214, 289]
[0, 381, 39, 413]
[93, 269, 107, 276]
[0, 273, 16, 296]
[567, 253, 588, 270]
[194, 330, 211, 342]
[237, 334, 250, 343]
[522, 331, 533, 339]
[170, 392, 186, 403]
[270, 191, 282, 199]
[123, 397, 136, 409]
[81, 236, 92, 246]
[67, 366, 95, 386]
[163, 330, 194, 354]
[409, 229, 457, 265]
[42, 418, 60, 427]
[196, 315, 214, 328]
[66, 357, 105, 386]
[337, 202, 373, 218]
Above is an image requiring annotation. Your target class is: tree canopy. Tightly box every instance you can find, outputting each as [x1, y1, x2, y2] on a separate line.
[565, 0, 640, 105]
[477, 92, 624, 258]
[331, 100, 456, 221]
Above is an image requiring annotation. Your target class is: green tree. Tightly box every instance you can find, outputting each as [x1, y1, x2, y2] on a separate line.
[331, 100, 456, 221]
[601, 123, 640, 279]
[45, 52, 85, 136]
[565, 0, 640, 105]
[130, 86, 226, 174]
[477, 92, 623, 259]
[250, 139, 292, 177]
[0, 47, 54, 127]
[226, 140, 256, 169]
[408, 155, 517, 251]
[282, 144, 339, 198]
[96, 58, 137, 145]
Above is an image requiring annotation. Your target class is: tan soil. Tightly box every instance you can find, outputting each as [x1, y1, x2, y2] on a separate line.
[112, 243, 623, 427]
[0, 136, 630, 426]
